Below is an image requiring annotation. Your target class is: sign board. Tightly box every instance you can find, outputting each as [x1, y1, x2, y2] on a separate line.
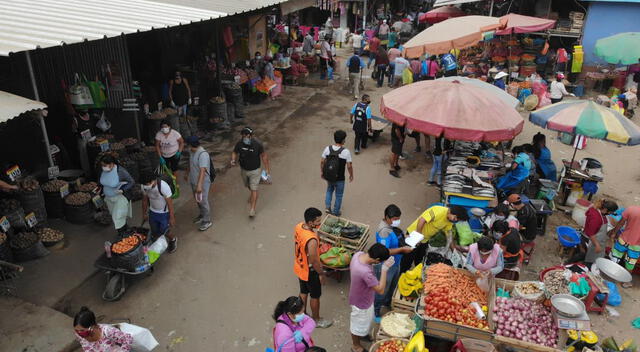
[25, 212, 38, 228]
[48, 166, 60, 179]
[81, 129, 92, 141]
[60, 183, 70, 198]
[0, 216, 10, 232]
[99, 139, 110, 152]
[5, 165, 21, 182]
[92, 195, 104, 209]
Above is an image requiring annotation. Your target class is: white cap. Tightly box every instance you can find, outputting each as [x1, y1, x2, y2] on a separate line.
[495, 72, 508, 80]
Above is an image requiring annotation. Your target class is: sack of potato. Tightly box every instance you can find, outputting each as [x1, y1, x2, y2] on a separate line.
[37, 227, 65, 246]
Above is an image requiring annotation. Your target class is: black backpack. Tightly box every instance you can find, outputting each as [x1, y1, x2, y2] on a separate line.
[322, 146, 344, 182]
[155, 178, 175, 211]
[348, 55, 361, 73]
[197, 150, 216, 183]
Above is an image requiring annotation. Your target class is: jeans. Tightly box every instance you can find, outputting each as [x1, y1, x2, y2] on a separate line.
[177, 104, 188, 117]
[429, 154, 444, 184]
[367, 56, 375, 69]
[376, 64, 387, 87]
[325, 180, 345, 215]
[387, 63, 395, 85]
[373, 264, 400, 317]
[354, 131, 368, 152]
[149, 210, 170, 236]
[191, 181, 211, 223]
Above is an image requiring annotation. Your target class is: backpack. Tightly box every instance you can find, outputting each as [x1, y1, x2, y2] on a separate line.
[157, 164, 179, 199]
[634, 71, 640, 83]
[155, 178, 174, 211]
[348, 55, 361, 73]
[322, 146, 344, 182]
[197, 150, 216, 183]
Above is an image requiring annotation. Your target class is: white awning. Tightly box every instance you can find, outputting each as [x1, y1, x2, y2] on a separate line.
[149, 0, 291, 15]
[433, 0, 485, 7]
[0, 0, 226, 56]
[0, 91, 47, 123]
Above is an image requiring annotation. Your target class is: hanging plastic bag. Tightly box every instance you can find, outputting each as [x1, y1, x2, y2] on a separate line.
[96, 112, 111, 132]
[116, 323, 159, 352]
[86, 79, 107, 108]
[157, 164, 180, 199]
[69, 73, 94, 108]
[402, 68, 414, 85]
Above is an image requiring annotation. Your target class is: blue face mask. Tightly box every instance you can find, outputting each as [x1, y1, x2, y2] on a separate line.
[242, 138, 251, 145]
[293, 313, 305, 323]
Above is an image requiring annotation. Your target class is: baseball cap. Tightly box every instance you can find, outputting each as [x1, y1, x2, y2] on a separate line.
[556, 73, 565, 79]
[495, 72, 508, 80]
[241, 127, 253, 136]
[185, 135, 200, 147]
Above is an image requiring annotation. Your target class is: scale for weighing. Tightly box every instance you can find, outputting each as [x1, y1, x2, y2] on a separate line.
[554, 308, 591, 331]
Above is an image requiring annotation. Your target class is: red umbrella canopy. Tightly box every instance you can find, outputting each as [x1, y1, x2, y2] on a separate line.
[496, 13, 556, 35]
[419, 6, 466, 24]
[380, 80, 524, 142]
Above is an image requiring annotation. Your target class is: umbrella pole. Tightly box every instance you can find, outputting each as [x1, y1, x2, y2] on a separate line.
[26, 50, 54, 168]
[568, 143, 579, 171]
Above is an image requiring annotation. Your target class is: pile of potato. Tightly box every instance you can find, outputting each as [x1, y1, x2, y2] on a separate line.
[0, 199, 21, 213]
[78, 182, 98, 193]
[110, 142, 125, 151]
[18, 177, 40, 192]
[42, 179, 68, 192]
[65, 192, 92, 206]
[121, 138, 138, 146]
[37, 227, 64, 243]
[0, 232, 7, 245]
[10, 231, 39, 249]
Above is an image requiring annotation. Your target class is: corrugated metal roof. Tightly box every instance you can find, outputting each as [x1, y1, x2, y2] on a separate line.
[149, 0, 288, 16]
[434, 0, 485, 7]
[0, 0, 226, 56]
[582, 0, 640, 2]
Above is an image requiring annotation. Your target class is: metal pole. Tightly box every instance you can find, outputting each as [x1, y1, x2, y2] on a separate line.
[25, 51, 54, 168]
[215, 21, 222, 97]
[489, 0, 495, 16]
[363, 0, 367, 31]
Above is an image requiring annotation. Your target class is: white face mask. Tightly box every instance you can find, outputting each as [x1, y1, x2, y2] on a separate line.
[102, 166, 112, 172]
[142, 184, 153, 191]
[495, 215, 505, 221]
[391, 219, 401, 227]
[161, 127, 170, 134]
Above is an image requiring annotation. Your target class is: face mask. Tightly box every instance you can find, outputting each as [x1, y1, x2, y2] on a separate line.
[161, 127, 170, 134]
[255, 56, 262, 60]
[391, 219, 401, 227]
[495, 215, 505, 221]
[293, 313, 305, 323]
[242, 138, 251, 145]
[76, 329, 91, 338]
[480, 251, 492, 256]
[102, 166, 112, 172]
[142, 184, 153, 191]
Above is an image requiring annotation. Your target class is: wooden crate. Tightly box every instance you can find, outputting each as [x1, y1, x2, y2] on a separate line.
[317, 214, 370, 252]
[391, 286, 419, 314]
[375, 310, 416, 341]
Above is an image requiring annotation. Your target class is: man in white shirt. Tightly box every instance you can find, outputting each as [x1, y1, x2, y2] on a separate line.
[141, 172, 177, 253]
[321, 130, 354, 216]
[351, 31, 363, 55]
[319, 35, 332, 79]
[393, 56, 410, 87]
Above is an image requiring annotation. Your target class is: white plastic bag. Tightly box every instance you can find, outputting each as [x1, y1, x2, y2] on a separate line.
[96, 112, 111, 132]
[117, 323, 158, 352]
[147, 235, 168, 260]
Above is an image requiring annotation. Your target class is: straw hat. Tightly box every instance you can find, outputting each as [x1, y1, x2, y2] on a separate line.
[524, 95, 539, 111]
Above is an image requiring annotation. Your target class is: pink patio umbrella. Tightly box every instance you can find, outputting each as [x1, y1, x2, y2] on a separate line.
[495, 13, 556, 35]
[419, 6, 466, 24]
[403, 15, 501, 58]
[380, 80, 524, 141]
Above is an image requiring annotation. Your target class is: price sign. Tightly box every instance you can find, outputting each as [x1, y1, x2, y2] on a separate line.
[0, 216, 10, 232]
[81, 129, 92, 141]
[5, 165, 21, 182]
[25, 212, 38, 228]
[60, 183, 70, 199]
[99, 139, 110, 152]
[48, 166, 60, 179]
[92, 195, 104, 209]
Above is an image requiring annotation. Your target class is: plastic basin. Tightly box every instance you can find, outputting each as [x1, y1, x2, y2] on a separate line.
[557, 226, 581, 247]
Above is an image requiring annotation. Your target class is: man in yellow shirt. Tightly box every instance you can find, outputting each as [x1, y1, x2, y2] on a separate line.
[401, 205, 468, 271]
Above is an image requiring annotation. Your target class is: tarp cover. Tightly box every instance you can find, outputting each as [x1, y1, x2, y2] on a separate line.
[0, 91, 47, 123]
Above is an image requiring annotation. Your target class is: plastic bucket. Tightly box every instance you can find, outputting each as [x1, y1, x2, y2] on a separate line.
[557, 226, 581, 247]
[571, 198, 591, 227]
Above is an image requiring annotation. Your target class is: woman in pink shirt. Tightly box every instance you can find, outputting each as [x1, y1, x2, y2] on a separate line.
[272, 296, 317, 352]
[74, 307, 133, 352]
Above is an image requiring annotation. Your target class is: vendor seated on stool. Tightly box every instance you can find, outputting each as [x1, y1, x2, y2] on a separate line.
[496, 145, 532, 197]
[466, 236, 504, 277]
[484, 203, 520, 236]
[491, 220, 522, 269]
[507, 194, 538, 243]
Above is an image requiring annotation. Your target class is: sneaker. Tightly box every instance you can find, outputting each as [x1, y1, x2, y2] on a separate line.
[428, 181, 436, 185]
[325, 208, 332, 214]
[355, 149, 360, 155]
[389, 170, 400, 178]
[398, 154, 407, 160]
[394, 165, 401, 171]
[249, 208, 256, 217]
[167, 238, 178, 253]
[199, 221, 212, 231]
[332, 211, 342, 217]
[193, 216, 202, 224]
[315, 318, 333, 328]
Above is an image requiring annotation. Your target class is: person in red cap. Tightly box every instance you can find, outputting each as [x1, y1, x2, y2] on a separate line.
[507, 194, 538, 243]
[550, 73, 573, 104]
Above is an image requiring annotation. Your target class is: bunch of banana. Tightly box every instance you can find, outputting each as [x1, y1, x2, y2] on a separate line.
[403, 331, 428, 352]
[398, 264, 423, 298]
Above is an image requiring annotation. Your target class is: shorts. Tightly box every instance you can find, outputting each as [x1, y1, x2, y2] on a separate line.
[299, 270, 322, 299]
[350, 304, 374, 337]
[241, 168, 261, 191]
[391, 140, 404, 155]
[149, 210, 170, 236]
[164, 154, 180, 172]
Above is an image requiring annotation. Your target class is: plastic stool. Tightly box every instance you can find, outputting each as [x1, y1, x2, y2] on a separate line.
[584, 279, 608, 314]
[521, 241, 536, 265]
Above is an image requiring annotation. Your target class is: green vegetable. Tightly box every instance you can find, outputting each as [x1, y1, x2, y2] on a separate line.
[429, 231, 447, 247]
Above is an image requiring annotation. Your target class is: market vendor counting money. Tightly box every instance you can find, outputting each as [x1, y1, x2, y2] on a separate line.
[465, 236, 505, 277]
